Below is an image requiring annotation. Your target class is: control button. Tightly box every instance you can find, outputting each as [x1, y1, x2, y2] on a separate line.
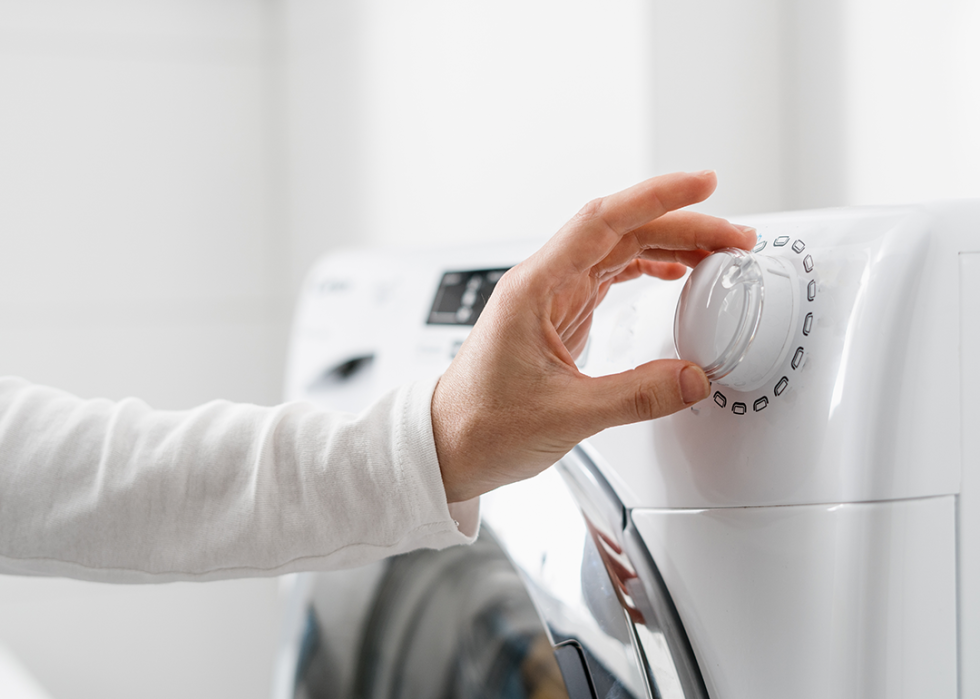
[792, 240, 805, 253]
[753, 396, 769, 411]
[803, 313, 813, 335]
[774, 376, 789, 395]
[791, 347, 804, 370]
[753, 240, 767, 252]
[713, 391, 727, 408]
[803, 255, 813, 272]
[460, 276, 481, 307]
[732, 402, 747, 415]
[807, 280, 816, 301]
[774, 236, 789, 247]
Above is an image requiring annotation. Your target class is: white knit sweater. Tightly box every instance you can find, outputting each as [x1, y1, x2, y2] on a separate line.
[0, 377, 478, 583]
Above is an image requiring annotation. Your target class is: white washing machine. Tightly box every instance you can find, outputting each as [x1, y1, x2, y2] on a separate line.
[274, 201, 980, 699]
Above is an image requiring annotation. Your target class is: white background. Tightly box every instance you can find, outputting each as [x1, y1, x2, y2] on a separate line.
[0, 1, 977, 698]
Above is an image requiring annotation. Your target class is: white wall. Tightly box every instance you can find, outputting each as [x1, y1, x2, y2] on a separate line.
[646, 0, 980, 212]
[283, 0, 658, 276]
[649, 0, 788, 215]
[0, 2, 284, 699]
[355, 2, 658, 248]
[0, 0, 287, 409]
[281, 0, 801, 266]
[842, 0, 980, 205]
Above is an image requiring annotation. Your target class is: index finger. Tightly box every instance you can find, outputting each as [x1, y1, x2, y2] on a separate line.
[545, 171, 719, 276]
[589, 211, 757, 282]
[630, 210, 757, 252]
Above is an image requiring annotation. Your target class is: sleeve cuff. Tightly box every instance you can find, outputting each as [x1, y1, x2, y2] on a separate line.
[397, 378, 481, 548]
[448, 498, 481, 539]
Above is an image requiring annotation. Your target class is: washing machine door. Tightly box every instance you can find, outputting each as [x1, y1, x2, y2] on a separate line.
[352, 533, 569, 699]
[483, 448, 708, 699]
[282, 532, 570, 699]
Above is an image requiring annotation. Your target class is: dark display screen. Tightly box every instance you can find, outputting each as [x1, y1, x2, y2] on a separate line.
[427, 268, 511, 326]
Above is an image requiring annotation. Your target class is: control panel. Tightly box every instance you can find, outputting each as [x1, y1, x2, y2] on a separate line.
[427, 268, 510, 326]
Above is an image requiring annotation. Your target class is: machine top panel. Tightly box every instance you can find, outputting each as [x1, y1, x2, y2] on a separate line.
[584, 202, 978, 508]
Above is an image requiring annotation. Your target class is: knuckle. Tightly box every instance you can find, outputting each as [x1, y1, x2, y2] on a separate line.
[484, 264, 538, 318]
[630, 384, 666, 422]
[495, 265, 528, 297]
[574, 196, 621, 242]
[575, 197, 605, 222]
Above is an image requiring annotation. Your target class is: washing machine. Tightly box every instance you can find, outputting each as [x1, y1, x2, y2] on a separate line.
[274, 201, 980, 699]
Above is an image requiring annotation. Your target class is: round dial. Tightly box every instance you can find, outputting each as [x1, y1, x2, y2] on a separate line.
[674, 248, 799, 392]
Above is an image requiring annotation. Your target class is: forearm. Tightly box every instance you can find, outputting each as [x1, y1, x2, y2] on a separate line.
[0, 377, 477, 583]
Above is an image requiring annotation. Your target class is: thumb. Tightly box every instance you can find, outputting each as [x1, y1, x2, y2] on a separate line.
[584, 360, 709, 431]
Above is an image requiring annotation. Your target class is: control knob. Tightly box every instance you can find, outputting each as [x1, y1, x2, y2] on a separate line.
[674, 248, 799, 392]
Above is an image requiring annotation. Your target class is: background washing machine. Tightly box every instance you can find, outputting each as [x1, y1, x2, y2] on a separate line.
[275, 201, 980, 699]
[273, 241, 577, 699]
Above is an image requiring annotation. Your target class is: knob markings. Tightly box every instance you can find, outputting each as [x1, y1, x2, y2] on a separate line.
[697, 233, 817, 417]
[791, 347, 805, 370]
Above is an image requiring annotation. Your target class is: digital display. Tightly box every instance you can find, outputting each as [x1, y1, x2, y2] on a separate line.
[427, 268, 511, 326]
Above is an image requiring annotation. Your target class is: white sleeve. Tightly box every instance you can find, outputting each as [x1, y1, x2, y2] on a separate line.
[0, 376, 479, 583]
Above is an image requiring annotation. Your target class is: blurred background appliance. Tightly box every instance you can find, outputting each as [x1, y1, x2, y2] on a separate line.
[275, 241, 551, 699]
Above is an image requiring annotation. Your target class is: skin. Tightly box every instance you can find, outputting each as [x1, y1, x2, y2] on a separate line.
[432, 171, 757, 503]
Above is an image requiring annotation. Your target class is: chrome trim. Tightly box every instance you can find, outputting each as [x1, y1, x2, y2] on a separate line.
[482, 447, 708, 699]
[483, 466, 647, 697]
[623, 514, 707, 699]
[559, 446, 709, 699]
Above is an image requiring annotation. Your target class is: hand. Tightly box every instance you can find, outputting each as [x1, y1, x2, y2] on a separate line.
[431, 171, 756, 503]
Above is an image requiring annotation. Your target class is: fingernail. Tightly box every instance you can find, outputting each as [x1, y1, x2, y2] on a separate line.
[680, 365, 709, 405]
[735, 224, 757, 236]
[691, 169, 715, 177]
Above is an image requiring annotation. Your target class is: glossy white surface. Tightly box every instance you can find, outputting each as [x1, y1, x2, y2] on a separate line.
[960, 252, 980, 698]
[585, 202, 980, 508]
[0, 645, 52, 699]
[632, 497, 957, 699]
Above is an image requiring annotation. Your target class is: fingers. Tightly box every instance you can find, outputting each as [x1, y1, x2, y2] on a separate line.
[577, 171, 718, 238]
[581, 359, 710, 431]
[638, 249, 711, 268]
[632, 259, 688, 280]
[589, 211, 756, 281]
[542, 171, 719, 277]
[631, 210, 757, 252]
[607, 259, 688, 284]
